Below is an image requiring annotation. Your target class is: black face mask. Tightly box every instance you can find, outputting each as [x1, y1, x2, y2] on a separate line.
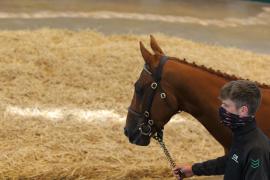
[219, 106, 255, 129]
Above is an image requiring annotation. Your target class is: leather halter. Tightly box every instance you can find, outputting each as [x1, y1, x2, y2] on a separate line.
[128, 56, 185, 179]
[128, 56, 169, 139]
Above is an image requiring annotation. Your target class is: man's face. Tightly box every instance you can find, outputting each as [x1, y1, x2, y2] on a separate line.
[220, 99, 248, 118]
[221, 99, 239, 114]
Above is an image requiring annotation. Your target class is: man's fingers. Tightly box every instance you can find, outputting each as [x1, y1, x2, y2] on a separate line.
[174, 169, 183, 173]
[173, 170, 184, 177]
[173, 170, 180, 176]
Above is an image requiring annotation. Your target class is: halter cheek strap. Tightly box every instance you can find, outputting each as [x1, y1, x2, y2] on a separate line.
[143, 56, 168, 126]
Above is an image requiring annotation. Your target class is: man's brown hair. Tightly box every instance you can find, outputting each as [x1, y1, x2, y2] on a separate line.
[219, 80, 261, 116]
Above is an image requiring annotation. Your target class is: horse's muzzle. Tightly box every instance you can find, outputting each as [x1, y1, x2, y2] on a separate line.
[123, 127, 150, 146]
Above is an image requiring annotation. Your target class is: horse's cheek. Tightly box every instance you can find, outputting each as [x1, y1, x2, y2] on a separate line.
[165, 93, 179, 112]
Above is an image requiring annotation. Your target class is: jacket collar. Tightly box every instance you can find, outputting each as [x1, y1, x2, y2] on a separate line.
[232, 120, 257, 137]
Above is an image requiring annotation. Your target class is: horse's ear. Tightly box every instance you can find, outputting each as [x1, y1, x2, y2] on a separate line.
[140, 41, 153, 65]
[150, 35, 164, 55]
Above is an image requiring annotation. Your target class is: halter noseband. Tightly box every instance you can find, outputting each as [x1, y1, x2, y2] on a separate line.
[128, 56, 169, 139]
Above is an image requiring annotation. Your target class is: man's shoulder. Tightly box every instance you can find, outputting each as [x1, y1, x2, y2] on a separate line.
[238, 129, 269, 161]
[256, 128, 270, 146]
[236, 128, 267, 148]
[244, 144, 269, 165]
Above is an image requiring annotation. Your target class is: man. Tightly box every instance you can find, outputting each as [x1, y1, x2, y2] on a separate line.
[173, 80, 270, 180]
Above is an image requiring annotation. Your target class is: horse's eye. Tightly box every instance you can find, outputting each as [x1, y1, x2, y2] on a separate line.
[134, 81, 144, 96]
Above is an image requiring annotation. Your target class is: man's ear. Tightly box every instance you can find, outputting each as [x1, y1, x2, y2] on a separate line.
[140, 41, 153, 65]
[239, 105, 249, 117]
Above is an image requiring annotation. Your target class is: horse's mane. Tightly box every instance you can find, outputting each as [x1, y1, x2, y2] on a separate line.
[169, 56, 270, 89]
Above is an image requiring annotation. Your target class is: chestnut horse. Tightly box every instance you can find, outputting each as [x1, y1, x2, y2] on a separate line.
[124, 35, 270, 153]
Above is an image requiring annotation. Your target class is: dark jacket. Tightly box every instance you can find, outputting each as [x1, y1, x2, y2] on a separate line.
[192, 121, 270, 180]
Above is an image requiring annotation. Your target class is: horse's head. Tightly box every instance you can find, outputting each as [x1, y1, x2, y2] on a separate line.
[124, 35, 181, 146]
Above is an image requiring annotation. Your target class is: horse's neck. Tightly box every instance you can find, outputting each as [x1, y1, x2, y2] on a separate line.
[166, 60, 226, 113]
[166, 60, 232, 151]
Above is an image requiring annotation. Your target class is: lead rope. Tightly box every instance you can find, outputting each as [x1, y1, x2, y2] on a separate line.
[153, 133, 185, 180]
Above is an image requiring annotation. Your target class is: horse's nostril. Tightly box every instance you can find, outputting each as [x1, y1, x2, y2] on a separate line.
[124, 128, 128, 136]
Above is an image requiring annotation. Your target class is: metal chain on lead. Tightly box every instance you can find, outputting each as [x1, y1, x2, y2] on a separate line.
[154, 136, 176, 168]
[153, 135, 184, 180]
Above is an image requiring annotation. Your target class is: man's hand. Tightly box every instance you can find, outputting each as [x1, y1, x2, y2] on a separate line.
[173, 164, 194, 179]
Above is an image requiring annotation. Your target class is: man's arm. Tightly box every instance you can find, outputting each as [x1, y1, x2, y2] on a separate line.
[173, 155, 229, 179]
[191, 155, 228, 176]
[243, 148, 269, 180]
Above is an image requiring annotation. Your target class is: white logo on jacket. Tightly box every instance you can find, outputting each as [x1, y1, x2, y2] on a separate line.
[232, 154, 239, 164]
